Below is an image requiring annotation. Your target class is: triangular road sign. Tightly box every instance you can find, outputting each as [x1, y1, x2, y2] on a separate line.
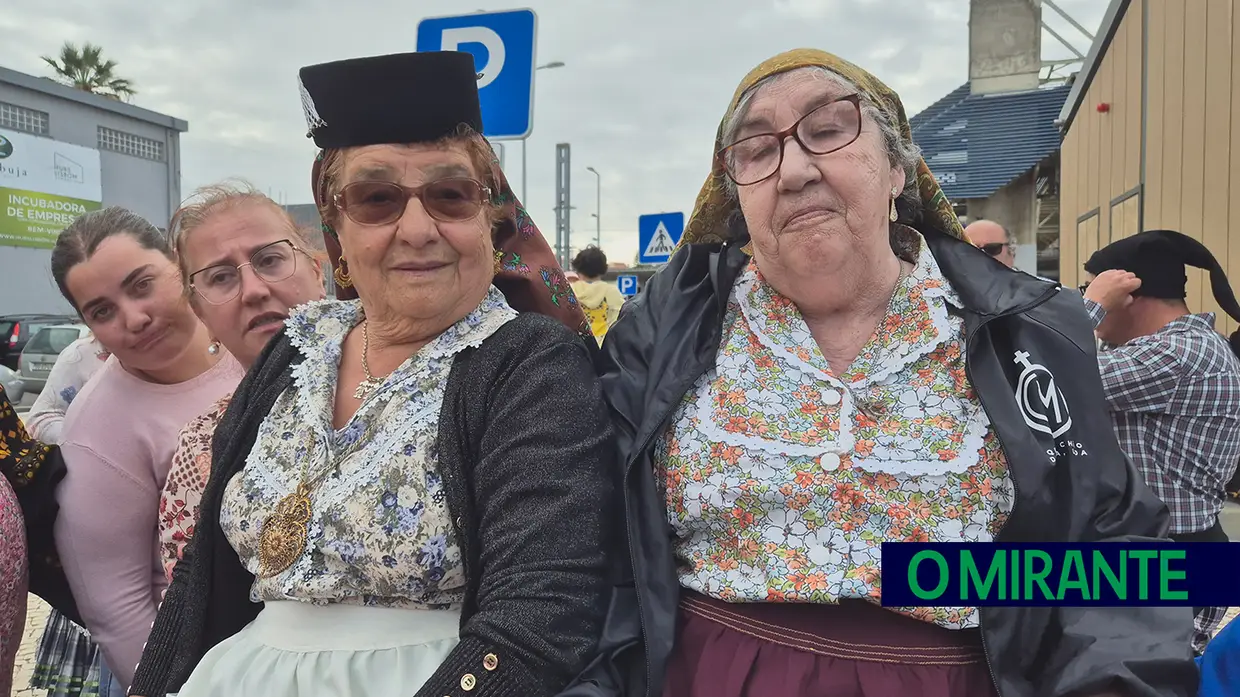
[643, 222, 677, 258]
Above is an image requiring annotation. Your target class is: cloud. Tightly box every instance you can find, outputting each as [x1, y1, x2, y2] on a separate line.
[2, 0, 1105, 264]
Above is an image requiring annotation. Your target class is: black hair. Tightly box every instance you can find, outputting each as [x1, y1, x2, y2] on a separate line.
[51, 206, 173, 310]
[572, 246, 608, 278]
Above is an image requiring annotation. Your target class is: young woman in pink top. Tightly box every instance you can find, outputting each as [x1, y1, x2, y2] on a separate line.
[48, 207, 245, 690]
[23, 334, 109, 697]
[159, 183, 326, 583]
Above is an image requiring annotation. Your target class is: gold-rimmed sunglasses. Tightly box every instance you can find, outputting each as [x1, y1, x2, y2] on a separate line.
[333, 177, 493, 226]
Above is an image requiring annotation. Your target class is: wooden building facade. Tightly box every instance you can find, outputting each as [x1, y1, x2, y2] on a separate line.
[1060, 0, 1240, 332]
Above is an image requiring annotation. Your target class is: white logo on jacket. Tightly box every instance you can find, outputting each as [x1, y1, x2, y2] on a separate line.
[1013, 350, 1073, 439]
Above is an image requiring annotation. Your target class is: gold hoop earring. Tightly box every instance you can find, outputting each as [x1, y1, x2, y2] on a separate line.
[333, 257, 353, 288]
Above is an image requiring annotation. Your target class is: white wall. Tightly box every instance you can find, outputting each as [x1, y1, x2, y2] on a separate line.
[0, 246, 73, 314]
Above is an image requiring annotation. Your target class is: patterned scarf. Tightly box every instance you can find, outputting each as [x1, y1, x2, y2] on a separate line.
[681, 48, 966, 249]
[0, 384, 50, 487]
[311, 141, 592, 344]
[0, 384, 80, 624]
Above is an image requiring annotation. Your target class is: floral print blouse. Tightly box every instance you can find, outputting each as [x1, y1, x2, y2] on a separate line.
[220, 287, 517, 608]
[159, 394, 232, 583]
[656, 234, 1015, 629]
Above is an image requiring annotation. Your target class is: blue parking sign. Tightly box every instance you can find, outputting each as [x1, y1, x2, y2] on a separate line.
[416, 9, 538, 140]
[616, 274, 639, 297]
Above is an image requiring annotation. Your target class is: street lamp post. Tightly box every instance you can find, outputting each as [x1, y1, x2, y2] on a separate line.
[586, 166, 600, 248]
[524, 61, 565, 202]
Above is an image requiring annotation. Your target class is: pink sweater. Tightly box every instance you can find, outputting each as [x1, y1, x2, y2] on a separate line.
[55, 353, 243, 687]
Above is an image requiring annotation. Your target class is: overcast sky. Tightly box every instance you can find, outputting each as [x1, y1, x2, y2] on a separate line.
[2, 0, 1106, 264]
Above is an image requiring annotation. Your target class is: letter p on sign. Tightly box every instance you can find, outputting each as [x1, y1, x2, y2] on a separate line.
[440, 26, 506, 88]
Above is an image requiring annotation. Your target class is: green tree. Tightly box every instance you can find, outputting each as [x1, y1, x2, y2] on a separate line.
[41, 42, 136, 101]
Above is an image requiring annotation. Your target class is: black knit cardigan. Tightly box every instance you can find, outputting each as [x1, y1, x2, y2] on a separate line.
[129, 313, 618, 697]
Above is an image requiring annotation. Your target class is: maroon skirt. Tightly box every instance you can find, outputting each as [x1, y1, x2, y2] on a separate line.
[663, 591, 999, 697]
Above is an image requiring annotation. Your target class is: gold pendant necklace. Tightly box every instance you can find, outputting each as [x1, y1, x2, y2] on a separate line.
[258, 482, 314, 578]
[257, 431, 334, 579]
[353, 376, 383, 400]
[353, 319, 385, 399]
[259, 317, 388, 577]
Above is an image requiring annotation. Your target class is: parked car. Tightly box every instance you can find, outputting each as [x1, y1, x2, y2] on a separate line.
[18, 324, 90, 395]
[0, 364, 23, 403]
[0, 313, 76, 370]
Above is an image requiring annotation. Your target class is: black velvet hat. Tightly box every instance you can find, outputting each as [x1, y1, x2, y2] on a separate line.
[297, 51, 483, 149]
[1084, 229, 1240, 323]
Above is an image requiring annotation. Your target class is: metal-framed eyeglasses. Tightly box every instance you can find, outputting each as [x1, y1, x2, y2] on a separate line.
[189, 239, 309, 305]
[716, 94, 863, 187]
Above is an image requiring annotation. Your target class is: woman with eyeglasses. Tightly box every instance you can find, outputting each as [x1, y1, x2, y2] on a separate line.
[47, 207, 245, 691]
[157, 182, 327, 584]
[129, 52, 617, 697]
[597, 49, 1195, 697]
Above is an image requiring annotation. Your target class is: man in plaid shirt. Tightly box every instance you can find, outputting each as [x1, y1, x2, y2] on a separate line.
[1082, 229, 1240, 656]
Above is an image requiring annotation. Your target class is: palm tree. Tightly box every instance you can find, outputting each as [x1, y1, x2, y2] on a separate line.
[41, 42, 136, 101]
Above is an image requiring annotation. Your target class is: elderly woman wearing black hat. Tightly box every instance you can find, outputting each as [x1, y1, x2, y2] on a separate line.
[1082, 229, 1240, 654]
[128, 51, 617, 697]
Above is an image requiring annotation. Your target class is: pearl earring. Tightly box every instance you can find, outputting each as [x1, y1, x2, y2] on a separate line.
[207, 341, 220, 356]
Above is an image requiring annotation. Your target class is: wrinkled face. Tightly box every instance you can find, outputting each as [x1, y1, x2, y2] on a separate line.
[732, 69, 904, 289]
[334, 142, 494, 327]
[66, 233, 200, 373]
[182, 202, 325, 367]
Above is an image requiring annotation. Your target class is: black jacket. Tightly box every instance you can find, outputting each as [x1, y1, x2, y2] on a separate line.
[130, 313, 618, 697]
[598, 229, 1199, 697]
[0, 427, 81, 625]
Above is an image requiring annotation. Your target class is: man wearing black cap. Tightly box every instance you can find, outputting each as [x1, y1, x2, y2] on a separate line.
[1082, 229, 1240, 654]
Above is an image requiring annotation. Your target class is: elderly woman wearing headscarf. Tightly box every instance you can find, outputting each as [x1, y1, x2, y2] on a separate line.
[599, 49, 1197, 697]
[129, 51, 617, 697]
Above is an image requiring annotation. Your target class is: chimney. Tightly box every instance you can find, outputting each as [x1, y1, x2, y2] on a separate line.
[969, 0, 1043, 94]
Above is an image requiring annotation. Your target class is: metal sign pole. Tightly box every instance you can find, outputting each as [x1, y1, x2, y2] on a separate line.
[555, 143, 571, 267]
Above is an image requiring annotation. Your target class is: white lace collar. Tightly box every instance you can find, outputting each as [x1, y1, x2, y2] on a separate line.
[283, 287, 517, 437]
[697, 234, 990, 477]
[285, 286, 516, 368]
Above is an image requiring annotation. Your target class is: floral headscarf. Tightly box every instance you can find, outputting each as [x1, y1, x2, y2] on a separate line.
[681, 48, 966, 249]
[311, 140, 593, 345]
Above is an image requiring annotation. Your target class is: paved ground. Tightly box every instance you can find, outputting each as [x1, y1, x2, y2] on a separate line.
[13, 596, 48, 697]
